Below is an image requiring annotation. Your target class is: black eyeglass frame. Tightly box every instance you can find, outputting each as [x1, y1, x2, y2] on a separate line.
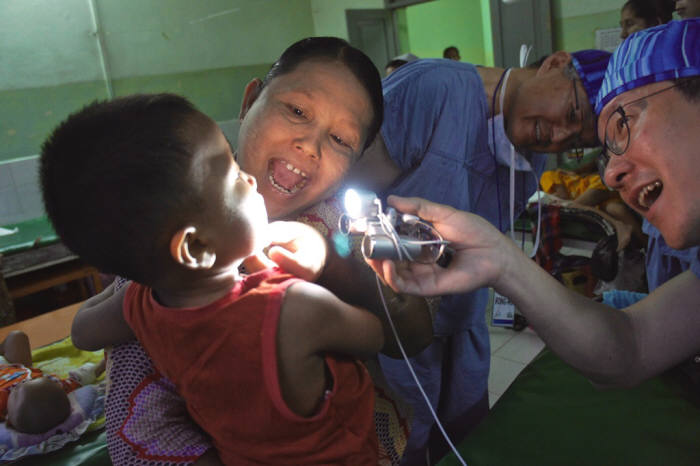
[597, 83, 681, 184]
[569, 76, 584, 161]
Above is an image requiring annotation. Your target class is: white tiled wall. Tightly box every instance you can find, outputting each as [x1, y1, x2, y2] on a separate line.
[0, 156, 45, 226]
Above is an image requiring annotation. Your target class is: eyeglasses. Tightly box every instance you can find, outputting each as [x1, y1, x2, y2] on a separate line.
[596, 83, 680, 183]
[570, 77, 584, 161]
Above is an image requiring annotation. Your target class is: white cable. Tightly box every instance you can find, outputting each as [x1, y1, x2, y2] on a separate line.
[528, 171, 542, 259]
[374, 274, 467, 466]
[497, 68, 518, 242]
[379, 213, 412, 261]
[497, 67, 540, 255]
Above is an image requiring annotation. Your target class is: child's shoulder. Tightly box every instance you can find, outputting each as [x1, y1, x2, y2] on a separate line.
[242, 267, 301, 292]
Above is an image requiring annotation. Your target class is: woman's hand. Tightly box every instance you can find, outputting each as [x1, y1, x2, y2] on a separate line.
[244, 221, 328, 282]
[365, 195, 511, 296]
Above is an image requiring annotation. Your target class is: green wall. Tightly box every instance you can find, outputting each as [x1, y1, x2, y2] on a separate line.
[2, 0, 642, 162]
[401, 0, 488, 65]
[551, 0, 624, 51]
[0, 0, 316, 162]
[1, 64, 271, 161]
[310, 0, 384, 39]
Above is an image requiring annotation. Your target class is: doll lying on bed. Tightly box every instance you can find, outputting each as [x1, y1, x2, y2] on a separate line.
[0, 330, 104, 434]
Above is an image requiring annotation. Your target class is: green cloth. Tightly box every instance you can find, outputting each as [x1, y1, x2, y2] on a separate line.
[439, 349, 700, 466]
[0, 216, 58, 255]
[15, 430, 108, 465]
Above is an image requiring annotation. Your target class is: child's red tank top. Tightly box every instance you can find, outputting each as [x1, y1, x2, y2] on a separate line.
[123, 268, 378, 465]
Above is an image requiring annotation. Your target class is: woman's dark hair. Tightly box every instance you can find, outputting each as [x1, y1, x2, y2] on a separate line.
[622, 0, 675, 25]
[262, 37, 383, 151]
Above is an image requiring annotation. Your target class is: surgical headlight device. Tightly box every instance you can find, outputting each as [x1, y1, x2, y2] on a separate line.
[339, 188, 466, 465]
[339, 189, 449, 263]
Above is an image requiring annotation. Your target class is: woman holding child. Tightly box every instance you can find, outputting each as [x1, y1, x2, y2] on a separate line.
[63, 37, 429, 466]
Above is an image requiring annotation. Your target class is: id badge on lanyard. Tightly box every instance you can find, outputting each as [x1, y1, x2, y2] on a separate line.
[491, 291, 516, 327]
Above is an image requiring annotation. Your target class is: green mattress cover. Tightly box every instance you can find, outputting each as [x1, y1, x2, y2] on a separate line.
[439, 349, 700, 466]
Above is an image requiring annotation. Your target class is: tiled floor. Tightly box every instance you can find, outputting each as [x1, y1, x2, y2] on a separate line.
[487, 324, 545, 407]
[485, 231, 595, 408]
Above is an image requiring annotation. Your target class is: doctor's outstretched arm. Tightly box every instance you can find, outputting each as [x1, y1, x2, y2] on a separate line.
[366, 196, 700, 388]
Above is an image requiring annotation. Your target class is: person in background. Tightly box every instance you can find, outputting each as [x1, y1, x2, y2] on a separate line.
[386, 59, 408, 77]
[676, 0, 700, 17]
[539, 155, 644, 246]
[620, 0, 675, 39]
[367, 19, 700, 393]
[343, 48, 611, 465]
[386, 53, 419, 77]
[443, 46, 460, 61]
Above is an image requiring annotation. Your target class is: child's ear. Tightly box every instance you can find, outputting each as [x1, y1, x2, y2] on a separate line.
[239, 78, 263, 120]
[170, 226, 216, 270]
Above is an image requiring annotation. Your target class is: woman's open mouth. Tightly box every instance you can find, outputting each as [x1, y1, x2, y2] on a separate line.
[267, 158, 308, 195]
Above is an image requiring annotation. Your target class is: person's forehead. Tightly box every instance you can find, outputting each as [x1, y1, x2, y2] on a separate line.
[265, 59, 373, 130]
[599, 82, 659, 119]
[271, 59, 355, 89]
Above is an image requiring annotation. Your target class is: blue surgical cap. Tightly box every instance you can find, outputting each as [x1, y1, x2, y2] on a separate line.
[571, 49, 612, 110]
[595, 18, 700, 115]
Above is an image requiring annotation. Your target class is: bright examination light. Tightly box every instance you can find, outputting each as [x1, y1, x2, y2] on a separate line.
[344, 189, 362, 219]
[344, 188, 379, 219]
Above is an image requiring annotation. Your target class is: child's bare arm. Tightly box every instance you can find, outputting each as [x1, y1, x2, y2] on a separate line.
[280, 281, 386, 361]
[276, 281, 384, 416]
[71, 282, 134, 350]
[318, 247, 433, 358]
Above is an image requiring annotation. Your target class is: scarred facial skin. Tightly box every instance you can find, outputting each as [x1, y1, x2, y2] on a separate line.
[601, 81, 700, 249]
[236, 59, 373, 220]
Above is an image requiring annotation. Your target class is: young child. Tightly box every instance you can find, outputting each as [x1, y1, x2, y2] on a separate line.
[0, 330, 104, 434]
[40, 93, 422, 465]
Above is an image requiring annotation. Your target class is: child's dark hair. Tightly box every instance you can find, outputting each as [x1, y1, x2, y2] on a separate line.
[263, 37, 383, 151]
[40, 93, 205, 285]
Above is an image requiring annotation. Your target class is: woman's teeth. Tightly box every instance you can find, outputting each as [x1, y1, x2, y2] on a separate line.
[285, 162, 307, 177]
[638, 180, 662, 208]
[268, 161, 308, 194]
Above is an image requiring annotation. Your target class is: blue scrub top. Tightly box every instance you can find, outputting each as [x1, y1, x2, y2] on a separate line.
[380, 59, 546, 334]
[643, 219, 700, 290]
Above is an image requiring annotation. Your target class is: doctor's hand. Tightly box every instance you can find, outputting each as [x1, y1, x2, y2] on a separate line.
[244, 221, 327, 282]
[365, 196, 511, 296]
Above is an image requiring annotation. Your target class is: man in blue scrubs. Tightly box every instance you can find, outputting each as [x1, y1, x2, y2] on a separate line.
[644, 220, 700, 292]
[347, 49, 611, 464]
[366, 18, 700, 410]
